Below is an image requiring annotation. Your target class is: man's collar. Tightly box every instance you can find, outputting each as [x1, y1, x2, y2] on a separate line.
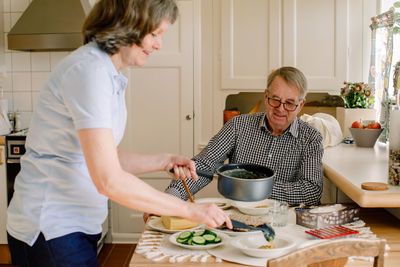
[259, 113, 299, 138]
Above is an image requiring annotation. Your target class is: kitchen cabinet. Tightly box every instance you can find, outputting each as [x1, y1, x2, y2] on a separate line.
[220, 0, 377, 93]
[0, 145, 7, 244]
[0, 145, 11, 264]
[111, 178, 221, 243]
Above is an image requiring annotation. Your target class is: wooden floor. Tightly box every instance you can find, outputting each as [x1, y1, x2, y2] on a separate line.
[98, 243, 136, 267]
[0, 243, 136, 267]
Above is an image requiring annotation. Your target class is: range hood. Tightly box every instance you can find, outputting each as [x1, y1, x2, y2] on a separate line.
[7, 0, 93, 52]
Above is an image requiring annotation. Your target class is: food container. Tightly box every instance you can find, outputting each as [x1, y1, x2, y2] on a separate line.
[223, 110, 240, 124]
[295, 204, 360, 229]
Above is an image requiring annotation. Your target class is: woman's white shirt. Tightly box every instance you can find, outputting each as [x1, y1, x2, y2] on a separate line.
[7, 42, 128, 246]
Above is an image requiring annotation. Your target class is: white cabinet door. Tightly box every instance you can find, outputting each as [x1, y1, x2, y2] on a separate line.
[221, 0, 280, 89]
[111, 0, 197, 241]
[0, 146, 6, 244]
[282, 0, 348, 93]
[120, 0, 194, 160]
[220, 0, 370, 93]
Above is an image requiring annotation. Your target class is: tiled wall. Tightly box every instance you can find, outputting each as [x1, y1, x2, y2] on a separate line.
[2, 0, 70, 115]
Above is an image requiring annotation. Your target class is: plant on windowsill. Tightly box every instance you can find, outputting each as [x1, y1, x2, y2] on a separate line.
[340, 82, 375, 109]
[389, 1, 400, 34]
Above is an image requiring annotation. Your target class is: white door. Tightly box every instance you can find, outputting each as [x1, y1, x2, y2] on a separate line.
[120, 0, 194, 174]
[112, 0, 196, 241]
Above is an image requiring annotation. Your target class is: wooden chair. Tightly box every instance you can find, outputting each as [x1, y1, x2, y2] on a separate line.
[266, 238, 386, 267]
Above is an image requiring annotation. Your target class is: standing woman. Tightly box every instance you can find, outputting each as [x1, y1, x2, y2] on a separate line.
[7, 0, 231, 266]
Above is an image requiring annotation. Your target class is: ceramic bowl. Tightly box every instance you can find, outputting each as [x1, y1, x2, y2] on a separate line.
[349, 127, 383, 147]
[232, 199, 275, 216]
[230, 234, 296, 258]
[195, 197, 232, 209]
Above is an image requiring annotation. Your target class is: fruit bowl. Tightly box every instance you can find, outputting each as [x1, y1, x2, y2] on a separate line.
[349, 127, 383, 147]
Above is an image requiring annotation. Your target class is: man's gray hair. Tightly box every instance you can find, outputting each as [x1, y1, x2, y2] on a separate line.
[266, 67, 308, 99]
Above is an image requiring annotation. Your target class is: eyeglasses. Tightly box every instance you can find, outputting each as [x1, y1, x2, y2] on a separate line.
[267, 97, 300, 112]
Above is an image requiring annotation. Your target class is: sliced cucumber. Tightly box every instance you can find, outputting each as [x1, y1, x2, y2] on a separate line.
[214, 237, 221, 243]
[193, 229, 206, 236]
[204, 229, 217, 237]
[178, 231, 193, 240]
[203, 234, 215, 243]
[187, 237, 193, 245]
[177, 238, 189, 244]
[192, 236, 206, 245]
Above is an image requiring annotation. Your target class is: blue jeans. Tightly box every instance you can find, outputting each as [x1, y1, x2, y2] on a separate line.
[7, 231, 101, 267]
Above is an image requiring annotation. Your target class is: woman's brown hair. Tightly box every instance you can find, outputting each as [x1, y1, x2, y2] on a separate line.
[83, 0, 178, 54]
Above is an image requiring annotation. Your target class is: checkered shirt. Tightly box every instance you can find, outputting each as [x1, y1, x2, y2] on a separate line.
[165, 112, 324, 206]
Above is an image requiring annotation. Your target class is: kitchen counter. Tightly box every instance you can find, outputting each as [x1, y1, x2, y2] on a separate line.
[323, 142, 400, 207]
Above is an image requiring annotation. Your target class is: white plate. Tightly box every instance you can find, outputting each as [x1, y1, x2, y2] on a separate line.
[232, 199, 275, 216]
[147, 216, 202, 234]
[195, 197, 232, 209]
[169, 229, 230, 250]
[207, 243, 267, 267]
[230, 233, 296, 258]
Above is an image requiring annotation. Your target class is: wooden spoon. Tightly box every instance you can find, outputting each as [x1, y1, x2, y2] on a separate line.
[182, 180, 195, 203]
[168, 169, 195, 203]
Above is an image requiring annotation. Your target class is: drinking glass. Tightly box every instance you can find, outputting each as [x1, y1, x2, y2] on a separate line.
[271, 201, 288, 227]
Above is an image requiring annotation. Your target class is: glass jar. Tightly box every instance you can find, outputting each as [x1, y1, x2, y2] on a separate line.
[389, 63, 400, 185]
[389, 108, 400, 186]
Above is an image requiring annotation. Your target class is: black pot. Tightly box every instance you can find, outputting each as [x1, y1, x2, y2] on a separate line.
[197, 163, 275, 202]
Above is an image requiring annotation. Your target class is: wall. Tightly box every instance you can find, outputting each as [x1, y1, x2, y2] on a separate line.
[1, 0, 70, 127]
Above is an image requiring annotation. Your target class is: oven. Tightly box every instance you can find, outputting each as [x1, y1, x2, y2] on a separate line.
[5, 132, 27, 205]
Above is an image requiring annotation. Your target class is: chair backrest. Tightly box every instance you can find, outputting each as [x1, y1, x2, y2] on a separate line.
[266, 238, 386, 267]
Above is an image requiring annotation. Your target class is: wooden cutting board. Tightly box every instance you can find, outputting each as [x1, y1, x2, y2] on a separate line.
[361, 182, 388, 191]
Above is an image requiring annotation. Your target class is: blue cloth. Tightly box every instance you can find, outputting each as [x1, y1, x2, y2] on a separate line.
[7, 41, 127, 246]
[7, 231, 101, 267]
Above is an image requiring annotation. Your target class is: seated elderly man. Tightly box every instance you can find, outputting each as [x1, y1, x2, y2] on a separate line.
[166, 66, 323, 206]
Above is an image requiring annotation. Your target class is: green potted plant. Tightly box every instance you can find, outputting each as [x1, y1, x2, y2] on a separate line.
[337, 82, 377, 138]
[389, 1, 400, 34]
[340, 82, 375, 109]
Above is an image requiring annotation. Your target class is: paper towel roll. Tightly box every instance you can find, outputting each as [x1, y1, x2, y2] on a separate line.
[389, 110, 400, 149]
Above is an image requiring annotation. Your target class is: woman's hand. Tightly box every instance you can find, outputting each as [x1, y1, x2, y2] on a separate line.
[164, 154, 198, 181]
[143, 203, 232, 229]
[188, 203, 232, 229]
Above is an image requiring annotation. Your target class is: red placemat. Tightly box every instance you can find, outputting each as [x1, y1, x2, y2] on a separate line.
[305, 225, 359, 239]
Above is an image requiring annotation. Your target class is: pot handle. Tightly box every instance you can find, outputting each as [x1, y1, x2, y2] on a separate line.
[169, 169, 214, 179]
[195, 169, 215, 179]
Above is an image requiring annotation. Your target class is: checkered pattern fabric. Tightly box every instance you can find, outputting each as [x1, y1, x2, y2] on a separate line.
[165, 112, 324, 206]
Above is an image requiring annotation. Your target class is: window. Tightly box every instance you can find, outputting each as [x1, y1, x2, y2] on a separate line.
[380, 0, 400, 99]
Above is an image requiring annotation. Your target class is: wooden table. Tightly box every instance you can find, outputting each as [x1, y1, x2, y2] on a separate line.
[129, 209, 400, 267]
[323, 142, 400, 207]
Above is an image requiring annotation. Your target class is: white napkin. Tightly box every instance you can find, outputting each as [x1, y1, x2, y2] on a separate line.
[300, 113, 343, 148]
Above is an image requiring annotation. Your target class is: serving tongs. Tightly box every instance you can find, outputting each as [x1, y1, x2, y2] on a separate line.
[219, 219, 276, 242]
